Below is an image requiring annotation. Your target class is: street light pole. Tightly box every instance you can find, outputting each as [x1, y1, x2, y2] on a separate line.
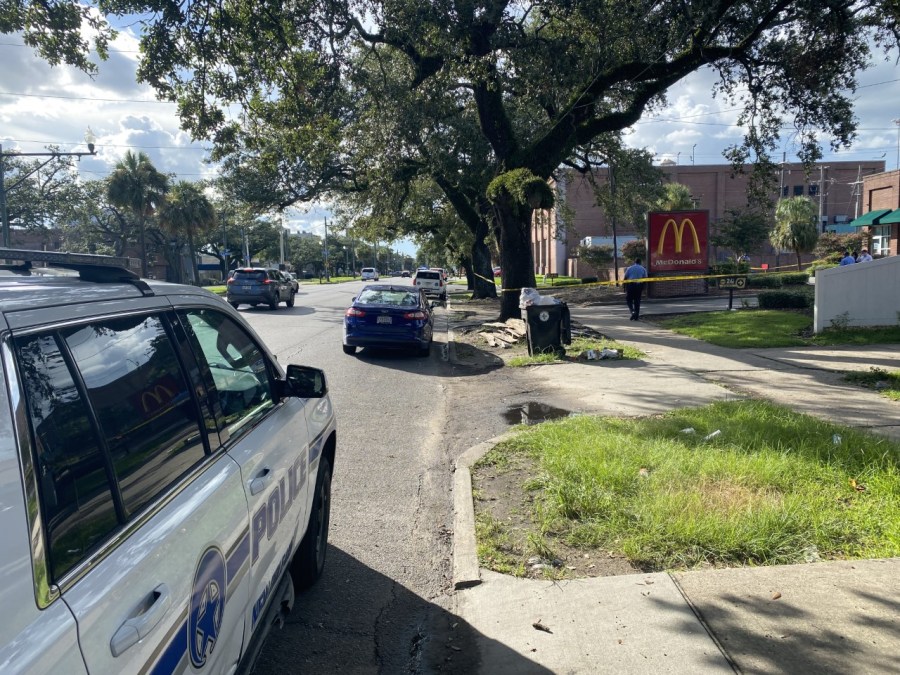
[0, 129, 96, 248]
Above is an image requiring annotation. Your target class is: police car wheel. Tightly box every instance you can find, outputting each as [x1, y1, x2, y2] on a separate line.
[292, 456, 332, 590]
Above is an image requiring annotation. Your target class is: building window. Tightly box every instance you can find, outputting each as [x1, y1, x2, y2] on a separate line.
[872, 225, 891, 256]
[782, 186, 789, 197]
[808, 184, 819, 197]
[793, 185, 804, 196]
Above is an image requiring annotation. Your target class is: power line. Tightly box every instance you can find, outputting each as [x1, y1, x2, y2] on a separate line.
[5, 137, 212, 151]
[0, 90, 166, 104]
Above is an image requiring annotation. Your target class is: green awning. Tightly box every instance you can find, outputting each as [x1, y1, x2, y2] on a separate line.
[850, 209, 891, 226]
[876, 209, 900, 225]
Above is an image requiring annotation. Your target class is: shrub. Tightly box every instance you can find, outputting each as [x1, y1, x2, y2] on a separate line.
[552, 278, 582, 287]
[579, 276, 599, 284]
[807, 260, 838, 276]
[814, 231, 866, 259]
[780, 272, 810, 286]
[710, 260, 751, 276]
[757, 289, 812, 309]
[621, 239, 647, 262]
[747, 274, 783, 289]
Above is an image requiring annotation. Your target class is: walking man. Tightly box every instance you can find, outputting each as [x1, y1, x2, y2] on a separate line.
[624, 257, 648, 320]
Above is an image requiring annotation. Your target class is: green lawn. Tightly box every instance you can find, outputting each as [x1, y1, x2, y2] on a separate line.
[474, 400, 900, 574]
[508, 336, 643, 367]
[659, 310, 900, 348]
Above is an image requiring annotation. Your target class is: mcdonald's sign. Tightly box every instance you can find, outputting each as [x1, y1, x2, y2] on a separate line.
[648, 211, 709, 272]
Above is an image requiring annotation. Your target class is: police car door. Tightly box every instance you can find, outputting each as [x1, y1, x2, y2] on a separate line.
[179, 309, 310, 649]
[11, 309, 249, 675]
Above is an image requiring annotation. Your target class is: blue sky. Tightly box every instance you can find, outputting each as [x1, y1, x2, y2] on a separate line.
[1, 23, 898, 258]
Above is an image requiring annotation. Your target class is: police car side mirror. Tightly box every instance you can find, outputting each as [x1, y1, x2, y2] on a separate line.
[282, 365, 328, 398]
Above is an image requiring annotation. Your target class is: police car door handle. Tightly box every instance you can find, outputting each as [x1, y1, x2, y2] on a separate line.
[250, 467, 273, 495]
[109, 583, 172, 657]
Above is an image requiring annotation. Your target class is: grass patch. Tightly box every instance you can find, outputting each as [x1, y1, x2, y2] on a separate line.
[476, 400, 900, 571]
[811, 326, 900, 346]
[475, 512, 526, 576]
[660, 309, 900, 348]
[844, 368, 900, 401]
[508, 336, 644, 367]
[659, 310, 811, 347]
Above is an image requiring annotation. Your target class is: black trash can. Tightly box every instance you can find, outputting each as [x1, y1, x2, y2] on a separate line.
[521, 302, 571, 356]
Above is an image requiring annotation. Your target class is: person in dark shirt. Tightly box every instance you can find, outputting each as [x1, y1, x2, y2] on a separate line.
[623, 258, 648, 320]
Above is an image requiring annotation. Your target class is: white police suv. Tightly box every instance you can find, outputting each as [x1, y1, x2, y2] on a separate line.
[0, 249, 337, 674]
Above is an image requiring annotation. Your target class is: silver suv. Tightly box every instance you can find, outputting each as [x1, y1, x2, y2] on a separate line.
[0, 249, 336, 674]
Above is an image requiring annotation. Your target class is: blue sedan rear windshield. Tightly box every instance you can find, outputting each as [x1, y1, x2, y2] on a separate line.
[357, 289, 418, 306]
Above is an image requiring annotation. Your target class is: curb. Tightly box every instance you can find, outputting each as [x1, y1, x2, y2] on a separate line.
[452, 432, 519, 590]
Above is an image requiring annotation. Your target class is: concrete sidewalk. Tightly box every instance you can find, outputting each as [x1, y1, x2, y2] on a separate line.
[448, 298, 900, 674]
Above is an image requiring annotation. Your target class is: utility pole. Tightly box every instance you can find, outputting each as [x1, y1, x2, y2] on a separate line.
[893, 119, 900, 171]
[279, 213, 285, 267]
[1, 130, 96, 249]
[817, 164, 829, 232]
[850, 166, 863, 220]
[323, 216, 330, 282]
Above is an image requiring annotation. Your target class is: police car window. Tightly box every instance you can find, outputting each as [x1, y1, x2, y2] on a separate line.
[15, 334, 119, 581]
[63, 315, 206, 519]
[181, 310, 274, 435]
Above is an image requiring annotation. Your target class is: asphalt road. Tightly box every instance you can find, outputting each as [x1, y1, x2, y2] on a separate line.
[240, 279, 471, 674]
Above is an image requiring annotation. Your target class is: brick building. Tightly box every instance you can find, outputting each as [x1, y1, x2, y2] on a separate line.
[532, 160, 886, 279]
[852, 168, 900, 257]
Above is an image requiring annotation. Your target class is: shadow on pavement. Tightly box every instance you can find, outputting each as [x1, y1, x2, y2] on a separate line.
[252, 546, 552, 674]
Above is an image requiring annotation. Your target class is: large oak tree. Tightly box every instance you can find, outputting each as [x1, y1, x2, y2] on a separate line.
[11, 1, 899, 317]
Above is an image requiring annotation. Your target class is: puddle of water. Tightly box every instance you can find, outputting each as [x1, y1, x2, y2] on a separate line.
[502, 401, 572, 426]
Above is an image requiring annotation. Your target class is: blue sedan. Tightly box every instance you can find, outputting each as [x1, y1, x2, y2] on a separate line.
[343, 285, 435, 356]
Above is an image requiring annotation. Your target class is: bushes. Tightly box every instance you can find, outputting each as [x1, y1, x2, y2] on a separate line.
[710, 260, 751, 276]
[757, 288, 812, 309]
[807, 260, 838, 276]
[780, 272, 810, 286]
[579, 276, 599, 284]
[747, 274, 783, 289]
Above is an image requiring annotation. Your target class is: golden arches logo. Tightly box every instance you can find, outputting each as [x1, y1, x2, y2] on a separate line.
[656, 218, 701, 255]
[141, 384, 174, 413]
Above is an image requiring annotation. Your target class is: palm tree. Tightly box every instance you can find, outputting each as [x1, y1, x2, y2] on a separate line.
[107, 151, 169, 278]
[158, 181, 217, 284]
[771, 197, 819, 271]
[655, 183, 696, 211]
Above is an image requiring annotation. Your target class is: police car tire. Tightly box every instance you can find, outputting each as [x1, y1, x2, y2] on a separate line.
[292, 456, 332, 590]
[286, 291, 295, 308]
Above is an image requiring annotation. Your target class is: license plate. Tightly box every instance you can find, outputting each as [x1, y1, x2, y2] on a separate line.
[241, 286, 250, 292]
[377, 316, 392, 324]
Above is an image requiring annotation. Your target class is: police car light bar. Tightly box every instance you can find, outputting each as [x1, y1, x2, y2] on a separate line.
[0, 248, 141, 272]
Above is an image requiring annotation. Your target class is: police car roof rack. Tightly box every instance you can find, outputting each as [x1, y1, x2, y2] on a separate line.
[0, 248, 154, 296]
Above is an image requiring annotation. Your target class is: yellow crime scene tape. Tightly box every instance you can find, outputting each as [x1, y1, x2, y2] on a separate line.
[472, 269, 806, 294]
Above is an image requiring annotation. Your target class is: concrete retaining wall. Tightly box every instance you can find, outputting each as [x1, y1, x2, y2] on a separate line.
[814, 256, 900, 332]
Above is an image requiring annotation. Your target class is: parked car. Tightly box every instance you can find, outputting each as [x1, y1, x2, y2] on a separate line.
[430, 267, 448, 281]
[284, 271, 300, 293]
[343, 284, 435, 356]
[227, 267, 296, 309]
[493, 266, 502, 277]
[0, 247, 337, 674]
[361, 267, 380, 281]
[413, 269, 446, 301]
[401, 270, 411, 278]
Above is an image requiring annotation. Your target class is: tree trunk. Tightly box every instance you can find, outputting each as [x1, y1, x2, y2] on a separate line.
[460, 254, 474, 290]
[138, 215, 149, 278]
[495, 198, 536, 321]
[795, 249, 802, 271]
[470, 219, 497, 299]
[188, 231, 199, 285]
